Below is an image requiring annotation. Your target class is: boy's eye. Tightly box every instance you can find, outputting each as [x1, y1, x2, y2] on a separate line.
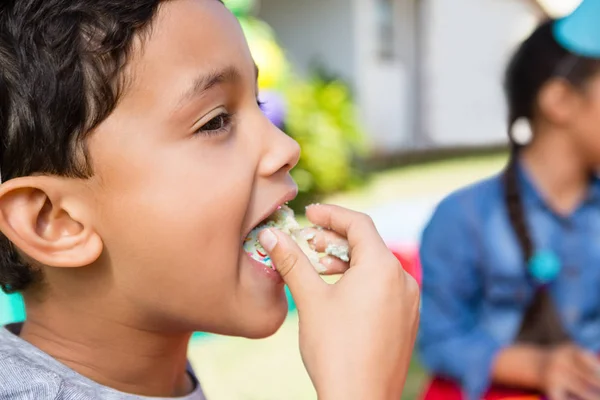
[196, 113, 232, 135]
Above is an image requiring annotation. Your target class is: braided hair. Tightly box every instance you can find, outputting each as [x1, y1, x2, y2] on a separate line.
[503, 20, 600, 266]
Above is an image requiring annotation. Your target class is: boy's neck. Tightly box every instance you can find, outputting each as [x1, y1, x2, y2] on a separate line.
[19, 298, 195, 397]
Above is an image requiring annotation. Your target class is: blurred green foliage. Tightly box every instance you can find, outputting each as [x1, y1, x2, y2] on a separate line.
[284, 73, 368, 208]
[222, 0, 256, 17]
[222, 0, 369, 208]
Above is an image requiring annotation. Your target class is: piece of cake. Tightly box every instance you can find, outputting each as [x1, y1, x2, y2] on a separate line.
[244, 205, 349, 274]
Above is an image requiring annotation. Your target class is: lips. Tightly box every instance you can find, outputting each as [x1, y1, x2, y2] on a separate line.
[243, 187, 298, 241]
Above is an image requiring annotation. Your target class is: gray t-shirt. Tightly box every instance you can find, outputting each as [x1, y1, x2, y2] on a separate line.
[0, 324, 206, 400]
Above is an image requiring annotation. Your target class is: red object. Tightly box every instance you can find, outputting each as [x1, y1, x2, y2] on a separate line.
[389, 244, 422, 287]
[422, 377, 543, 400]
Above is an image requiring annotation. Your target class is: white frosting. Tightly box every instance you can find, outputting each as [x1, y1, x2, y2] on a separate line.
[243, 205, 327, 273]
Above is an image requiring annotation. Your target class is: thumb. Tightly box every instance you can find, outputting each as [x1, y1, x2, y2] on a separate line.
[259, 228, 325, 306]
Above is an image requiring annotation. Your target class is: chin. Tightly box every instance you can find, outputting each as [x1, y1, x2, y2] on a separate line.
[234, 299, 289, 339]
[241, 317, 287, 339]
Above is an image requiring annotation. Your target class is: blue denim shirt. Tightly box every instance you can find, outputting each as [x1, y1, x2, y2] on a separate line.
[418, 164, 600, 400]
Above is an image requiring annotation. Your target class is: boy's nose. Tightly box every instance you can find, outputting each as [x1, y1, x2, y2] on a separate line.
[258, 127, 301, 177]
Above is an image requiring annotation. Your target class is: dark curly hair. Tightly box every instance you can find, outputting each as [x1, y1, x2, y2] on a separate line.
[0, 0, 222, 293]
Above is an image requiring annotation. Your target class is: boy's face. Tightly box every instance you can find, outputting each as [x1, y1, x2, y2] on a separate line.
[82, 0, 300, 337]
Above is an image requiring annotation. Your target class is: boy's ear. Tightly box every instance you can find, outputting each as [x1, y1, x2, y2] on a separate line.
[0, 176, 103, 268]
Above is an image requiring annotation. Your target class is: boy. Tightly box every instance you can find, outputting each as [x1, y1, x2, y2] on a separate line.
[0, 0, 420, 398]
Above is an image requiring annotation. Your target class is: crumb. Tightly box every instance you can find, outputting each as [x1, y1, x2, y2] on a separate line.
[325, 243, 350, 262]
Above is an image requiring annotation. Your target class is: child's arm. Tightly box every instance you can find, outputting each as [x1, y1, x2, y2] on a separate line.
[491, 344, 545, 388]
[492, 344, 600, 399]
[259, 204, 420, 400]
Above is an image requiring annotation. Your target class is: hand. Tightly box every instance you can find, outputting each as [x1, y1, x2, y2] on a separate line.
[259, 204, 420, 400]
[542, 344, 600, 400]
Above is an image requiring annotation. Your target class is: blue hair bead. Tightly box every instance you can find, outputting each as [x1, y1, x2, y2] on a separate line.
[528, 250, 562, 285]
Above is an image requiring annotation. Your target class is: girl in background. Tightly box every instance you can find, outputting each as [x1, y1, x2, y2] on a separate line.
[419, 2, 600, 399]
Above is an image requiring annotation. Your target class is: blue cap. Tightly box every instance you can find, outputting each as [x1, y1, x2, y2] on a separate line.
[554, 0, 600, 58]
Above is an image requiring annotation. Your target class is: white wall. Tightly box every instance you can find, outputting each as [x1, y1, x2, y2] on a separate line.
[420, 0, 538, 147]
[353, 0, 419, 153]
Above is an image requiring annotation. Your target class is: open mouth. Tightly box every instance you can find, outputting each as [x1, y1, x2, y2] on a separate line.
[243, 205, 325, 273]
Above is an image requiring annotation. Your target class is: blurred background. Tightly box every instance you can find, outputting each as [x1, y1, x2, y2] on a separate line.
[0, 0, 585, 398]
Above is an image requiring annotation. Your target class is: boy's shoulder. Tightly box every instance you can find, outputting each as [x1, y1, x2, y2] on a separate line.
[0, 324, 207, 400]
[0, 326, 64, 399]
[0, 357, 63, 399]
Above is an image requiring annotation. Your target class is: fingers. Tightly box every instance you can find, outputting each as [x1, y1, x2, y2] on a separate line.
[572, 349, 600, 391]
[548, 347, 600, 400]
[575, 350, 600, 376]
[564, 378, 600, 400]
[319, 256, 349, 275]
[305, 204, 389, 262]
[258, 228, 326, 307]
[296, 229, 349, 275]
[301, 227, 349, 255]
[301, 227, 351, 267]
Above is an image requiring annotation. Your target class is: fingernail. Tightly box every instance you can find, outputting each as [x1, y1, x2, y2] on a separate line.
[259, 229, 278, 252]
[321, 257, 334, 267]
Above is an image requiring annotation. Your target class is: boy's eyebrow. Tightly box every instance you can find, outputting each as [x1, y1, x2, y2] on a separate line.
[175, 63, 259, 110]
[176, 66, 241, 108]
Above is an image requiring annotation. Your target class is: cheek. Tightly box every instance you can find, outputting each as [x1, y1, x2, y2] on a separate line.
[86, 118, 271, 328]
[93, 148, 256, 299]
